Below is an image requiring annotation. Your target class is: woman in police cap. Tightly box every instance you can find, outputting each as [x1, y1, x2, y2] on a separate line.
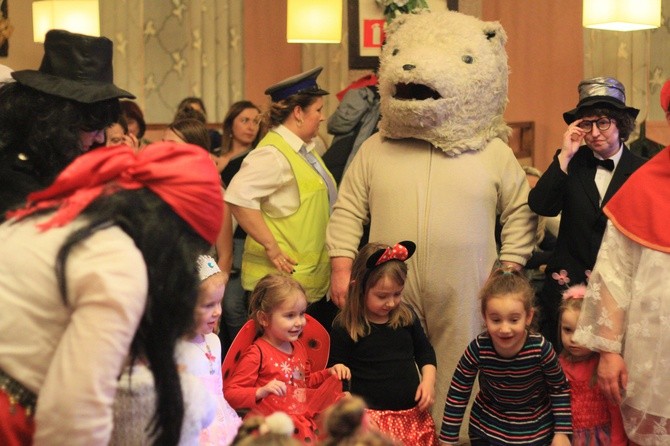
[225, 67, 338, 330]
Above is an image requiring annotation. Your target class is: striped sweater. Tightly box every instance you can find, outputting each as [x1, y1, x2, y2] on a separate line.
[440, 332, 572, 445]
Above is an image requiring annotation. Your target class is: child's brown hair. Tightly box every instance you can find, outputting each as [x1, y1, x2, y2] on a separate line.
[335, 242, 415, 342]
[479, 268, 536, 329]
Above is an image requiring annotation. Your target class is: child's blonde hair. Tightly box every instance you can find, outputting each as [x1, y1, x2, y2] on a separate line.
[479, 268, 536, 326]
[248, 273, 307, 337]
[336, 242, 414, 342]
[558, 296, 583, 349]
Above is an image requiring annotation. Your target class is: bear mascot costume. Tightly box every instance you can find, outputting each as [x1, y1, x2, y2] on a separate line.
[326, 9, 537, 434]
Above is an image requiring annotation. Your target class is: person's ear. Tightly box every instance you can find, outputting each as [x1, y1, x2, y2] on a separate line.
[257, 311, 269, 327]
[293, 105, 303, 121]
[526, 308, 535, 327]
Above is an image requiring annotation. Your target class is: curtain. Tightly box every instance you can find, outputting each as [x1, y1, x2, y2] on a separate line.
[101, 0, 244, 123]
[584, 0, 670, 126]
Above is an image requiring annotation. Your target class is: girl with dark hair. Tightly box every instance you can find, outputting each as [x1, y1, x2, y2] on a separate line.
[0, 142, 223, 446]
[529, 77, 646, 349]
[175, 97, 222, 149]
[120, 100, 147, 139]
[163, 118, 212, 152]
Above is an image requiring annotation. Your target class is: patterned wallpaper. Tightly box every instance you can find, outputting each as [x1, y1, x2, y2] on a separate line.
[584, 0, 670, 123]
[101, 0, 244, 123]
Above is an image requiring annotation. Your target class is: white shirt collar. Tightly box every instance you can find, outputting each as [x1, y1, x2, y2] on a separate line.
[595, 143, 624, 169]
[274, 125, 317, 153]
[273, 125, 317, 153]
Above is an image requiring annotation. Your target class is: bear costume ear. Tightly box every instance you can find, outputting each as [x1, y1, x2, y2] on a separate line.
[482, 21, 507, 46]
[384, 13, 409, 38]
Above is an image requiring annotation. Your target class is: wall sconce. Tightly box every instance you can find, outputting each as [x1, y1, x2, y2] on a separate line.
[32, 0, 100, 43]
[287, 0, 342, 43]
[583, 0, 661, 31]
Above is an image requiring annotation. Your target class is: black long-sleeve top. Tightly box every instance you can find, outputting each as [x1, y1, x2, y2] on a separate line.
[328, 312, 436, 410]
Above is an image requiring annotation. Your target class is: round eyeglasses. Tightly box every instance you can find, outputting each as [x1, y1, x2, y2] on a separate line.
[577, 117, 614, 132]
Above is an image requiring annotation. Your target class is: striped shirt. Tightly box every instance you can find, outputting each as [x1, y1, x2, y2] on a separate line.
[440, 332, 572, 445]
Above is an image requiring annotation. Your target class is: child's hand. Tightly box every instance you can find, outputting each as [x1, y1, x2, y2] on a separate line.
[414, 378, 435, 411]
[329, 363, 351, 381]
[256, 379, 287, 400]
[550, 433, 570, 446]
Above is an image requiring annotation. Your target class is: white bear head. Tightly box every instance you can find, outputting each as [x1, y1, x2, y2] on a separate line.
[378, 10, 510, 155]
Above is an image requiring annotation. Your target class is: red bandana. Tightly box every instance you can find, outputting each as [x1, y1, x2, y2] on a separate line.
[604, 146, 670, 253]
[7, 143, 223, 244]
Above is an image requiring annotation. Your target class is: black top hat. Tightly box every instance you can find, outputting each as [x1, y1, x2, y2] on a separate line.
[563, 77, 639, 124]
[264, 66, 329, 102]
[11, 29, 134, 104]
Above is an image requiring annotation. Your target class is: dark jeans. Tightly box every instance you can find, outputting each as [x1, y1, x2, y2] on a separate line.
[219, 238, 248, 356]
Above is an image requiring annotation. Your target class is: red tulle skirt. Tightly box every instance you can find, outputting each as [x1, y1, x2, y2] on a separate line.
[366, 405, 439, 446]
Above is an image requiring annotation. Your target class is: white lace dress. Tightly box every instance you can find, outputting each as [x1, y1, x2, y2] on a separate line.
[574, 221, 670, 445]
[176, 334, 242, 445]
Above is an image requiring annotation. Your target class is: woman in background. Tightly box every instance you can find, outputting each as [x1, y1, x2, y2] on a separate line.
[217, 100, 263, 183]
[120, 100, 150, 148]
[225, 66, 339, 331]
[216, 100, 263, 353]
[163, 118, 233, 280]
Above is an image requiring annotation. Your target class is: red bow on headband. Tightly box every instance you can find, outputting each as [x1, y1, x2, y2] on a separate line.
[367, 241, 417, 268]
[376, 244, 409, 265]
[7, 143, 223, 244]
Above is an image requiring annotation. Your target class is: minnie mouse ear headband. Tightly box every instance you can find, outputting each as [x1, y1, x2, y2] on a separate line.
[366, 241, 416, 269]
[197, 255, 221, 281]
[6, 142, 223, 245]
[563, 76, 639, 124]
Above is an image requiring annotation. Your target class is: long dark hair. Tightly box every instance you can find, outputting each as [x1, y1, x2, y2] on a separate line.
[54, 188, 208, 445]
[221, 100, 262, 154]
[0, 82, 120, 182]
[168, 118, 211, 151]
[334, 242, 413, 342]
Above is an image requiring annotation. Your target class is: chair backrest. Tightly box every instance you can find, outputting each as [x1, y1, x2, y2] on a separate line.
[221, 314, 330, 388]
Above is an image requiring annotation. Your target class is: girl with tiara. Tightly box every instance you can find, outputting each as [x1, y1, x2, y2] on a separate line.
[176, 255, 242, 445]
